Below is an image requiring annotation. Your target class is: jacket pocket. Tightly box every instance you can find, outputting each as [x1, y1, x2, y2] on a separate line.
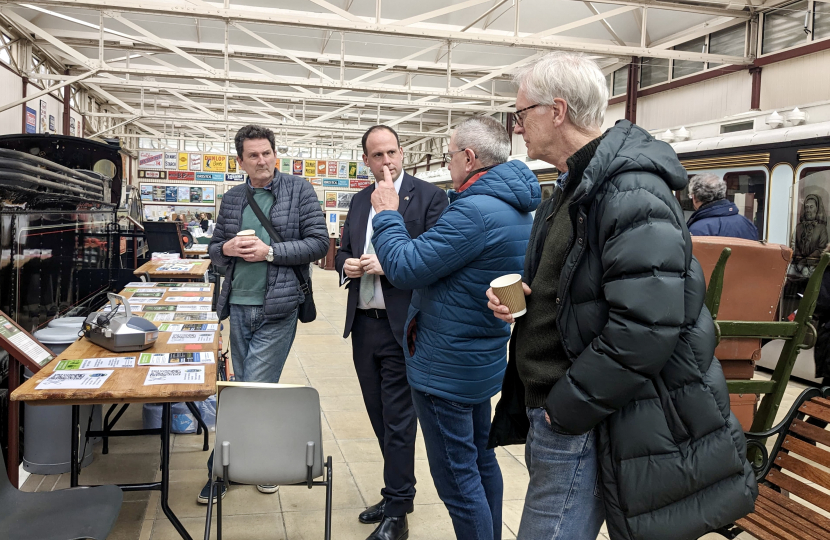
[406, 317, 418, 357]
[652, 375, 691, 453]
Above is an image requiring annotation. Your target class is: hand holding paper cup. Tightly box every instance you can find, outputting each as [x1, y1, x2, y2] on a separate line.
[489, 274, 527, 318]
[236, 229, 256, 237]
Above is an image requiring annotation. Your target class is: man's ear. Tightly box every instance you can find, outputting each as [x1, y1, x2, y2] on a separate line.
[362, 154, 369, 166]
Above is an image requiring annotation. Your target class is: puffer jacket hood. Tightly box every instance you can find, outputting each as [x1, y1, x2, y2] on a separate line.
[490, 120, 757, 540]
[451, 160, 541, 213]
[373, 160, 540, 403]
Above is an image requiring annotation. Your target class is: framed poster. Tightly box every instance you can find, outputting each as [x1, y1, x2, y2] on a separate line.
[325, 192, 337, 208]
[140, 183, 217, 205]
[178, 153, 189, 170]
[337, 161, 348, 178]
[304, 160, 317, 177]
[348, 162, 357, 179]
[357, 162, 370, 179]
[350, 179, 372, 189]
[138, 170, 167, 179]
[25, 107, 36, 133]
[280, 158, 291, 173]
[165, 186, 178, 202]
[164, 152, 178, 170]
[293, 160, 303, 175]
[177, 186, 190, 203]
[203, 187, 215, 202]
[317, 160, 327, 176]
[140, 185, 153, 201]
[69, 117, 76, 136]
[138, 151, 164, 170]
[327, 161, 338, 176]
[39, 100, 47, 133]
[227, 156, 238, 173]
[203, 154, 227, 172]
[48, 115, 55, 132]
[153, 185, 166, 201]
[189, 154, 202, 171]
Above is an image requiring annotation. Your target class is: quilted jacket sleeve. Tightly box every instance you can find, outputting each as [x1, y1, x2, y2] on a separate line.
[270, 180, 330, 266]
[209, 194, 234, 268]
[546, 173, 688, 434]
[372, 200, 486, 290]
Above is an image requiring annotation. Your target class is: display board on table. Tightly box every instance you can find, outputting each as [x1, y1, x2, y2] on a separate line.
[0, 309, 54, 372]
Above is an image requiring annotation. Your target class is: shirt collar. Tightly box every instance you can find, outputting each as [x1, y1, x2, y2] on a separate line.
[390, 169, 404, 194]
[555, 171, 569, 191]
[247, 172, 276, 191]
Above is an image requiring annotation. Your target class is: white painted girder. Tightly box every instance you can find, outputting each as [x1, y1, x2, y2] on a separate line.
[15, 0, 752, 63]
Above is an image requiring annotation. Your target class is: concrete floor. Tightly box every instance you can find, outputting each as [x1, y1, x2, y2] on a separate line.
[19, 267, 794, 539]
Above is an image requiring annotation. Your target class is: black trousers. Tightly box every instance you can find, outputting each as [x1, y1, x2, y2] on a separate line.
[351, 312, 417, 517]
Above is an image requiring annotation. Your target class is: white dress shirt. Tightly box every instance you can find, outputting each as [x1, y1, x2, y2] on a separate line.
[341, 171, 404, 310]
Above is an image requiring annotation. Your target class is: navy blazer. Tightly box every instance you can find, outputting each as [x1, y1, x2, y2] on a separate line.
[335, 173, 448, 347]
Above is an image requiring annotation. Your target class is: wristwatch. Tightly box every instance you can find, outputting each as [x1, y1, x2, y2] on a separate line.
[266, 246, 274, 262]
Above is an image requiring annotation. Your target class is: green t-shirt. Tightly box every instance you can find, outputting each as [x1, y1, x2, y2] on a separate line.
[229, 188, 274, 306]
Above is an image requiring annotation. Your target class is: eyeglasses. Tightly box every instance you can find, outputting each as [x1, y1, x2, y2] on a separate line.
[442, 148, 467, 163]
[512, 103, 543, 128]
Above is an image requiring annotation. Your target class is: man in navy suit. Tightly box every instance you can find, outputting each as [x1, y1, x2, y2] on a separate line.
[336, 125, 448, 540]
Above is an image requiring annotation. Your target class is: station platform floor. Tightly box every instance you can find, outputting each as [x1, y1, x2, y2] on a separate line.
[19, 268, 795, 539]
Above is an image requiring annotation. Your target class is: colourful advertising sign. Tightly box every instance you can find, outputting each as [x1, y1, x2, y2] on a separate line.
[350, 178, 372, 189]
[323, 178, 349, 188]
[227, 156, 237, 173]
[317, 161, 327, 176]
[225, 173, 245, 182]
[164, 152, 178, 170]
[304, 160, 317, 177]
[178, 153, 189, 170]
[189, 154, 202, 171]
[337, 161, 349, 178]
[348, 162, 357, 179]
[25, 107, 36, 133]
[168, 171, 195, 181]
[327, 161, 338, 176]
[202, 154, 227, 173]
[280, 158, 291, 173]
[194, 172, 225, 182]
[138, 151, 164, 170]
[325, 192, 337, 208]
[138, 170, 167, 179]
[293, 160, 304, 175]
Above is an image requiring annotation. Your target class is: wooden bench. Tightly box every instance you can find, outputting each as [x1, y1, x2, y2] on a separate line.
[718, 387, 830, 539]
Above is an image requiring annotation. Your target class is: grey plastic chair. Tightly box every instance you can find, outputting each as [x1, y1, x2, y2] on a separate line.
[204, 384, 333, 540]
[0, 448, 123, 540]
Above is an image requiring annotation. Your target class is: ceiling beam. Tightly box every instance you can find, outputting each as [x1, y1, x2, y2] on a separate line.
[17, 1, 753, 63]
[529, 5, 639, 39]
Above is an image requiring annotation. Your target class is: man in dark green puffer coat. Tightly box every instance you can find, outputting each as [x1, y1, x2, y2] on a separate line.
[486, 52, 757, 540]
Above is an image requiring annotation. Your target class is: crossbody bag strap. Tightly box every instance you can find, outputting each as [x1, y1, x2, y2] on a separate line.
[245, 187, 310, 295]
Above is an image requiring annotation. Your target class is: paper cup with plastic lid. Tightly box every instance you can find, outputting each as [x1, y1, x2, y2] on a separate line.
[490, 274, 527, 318]
[236, 229, 256, 237]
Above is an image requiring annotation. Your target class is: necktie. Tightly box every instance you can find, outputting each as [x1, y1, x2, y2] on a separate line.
[359, 242, 375, 305]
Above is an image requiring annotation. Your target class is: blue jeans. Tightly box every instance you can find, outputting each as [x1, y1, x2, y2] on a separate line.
[229, 304, 297, 383]
[517, 407, 605, 540]
[207, 304, 298, 478]
[411, 389, 503, 540]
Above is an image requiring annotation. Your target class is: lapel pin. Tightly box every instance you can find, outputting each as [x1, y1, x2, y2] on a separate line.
[404, 196, 410, 201]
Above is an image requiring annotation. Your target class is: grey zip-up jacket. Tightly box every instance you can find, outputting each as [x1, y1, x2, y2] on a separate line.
[209, 172, 329, 320]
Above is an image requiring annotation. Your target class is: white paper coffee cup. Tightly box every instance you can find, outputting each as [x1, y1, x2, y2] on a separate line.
[237, 229, 256, 237]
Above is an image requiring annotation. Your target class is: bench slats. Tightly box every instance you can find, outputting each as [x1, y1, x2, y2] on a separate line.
[798, 402, 830, 425]
[757, 484, 830, 532]
[811, 397, 830, 409]
[737, 513, 808, 540]
[755, 491, 829, 539]
[782, 436, 830, 469]
[775, 453, 830, 489]
[767, 469, 830, 513]
[789, 419, 830, 447]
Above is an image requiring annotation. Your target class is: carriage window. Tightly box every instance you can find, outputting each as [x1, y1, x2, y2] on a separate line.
[722, 170, 767, 238]
[675, 169, 767, 238]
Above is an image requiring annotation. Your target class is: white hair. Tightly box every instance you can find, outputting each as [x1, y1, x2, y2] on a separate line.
[452, 116, 511, 167]
[513, 51, 609, 132]
[689, 173, 727, 205]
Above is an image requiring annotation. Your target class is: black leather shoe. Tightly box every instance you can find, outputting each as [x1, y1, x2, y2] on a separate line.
[359, 499, 386, 524]
[358, 500, 414, 524]
[366, 515, 408, 540]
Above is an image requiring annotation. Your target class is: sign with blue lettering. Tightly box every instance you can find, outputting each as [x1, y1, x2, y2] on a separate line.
[225, 173, 245, 182]
[322, 178, 349, 188]
[194, 172, 225, 182]
[330, 213, 337, 222]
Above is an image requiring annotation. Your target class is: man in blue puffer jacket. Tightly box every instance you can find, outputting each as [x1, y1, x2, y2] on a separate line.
[370, 116, 541, 540]
[686, 172, 759, 240]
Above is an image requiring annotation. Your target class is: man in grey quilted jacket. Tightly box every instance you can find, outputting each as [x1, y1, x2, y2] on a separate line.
[199, 125, 328, 504]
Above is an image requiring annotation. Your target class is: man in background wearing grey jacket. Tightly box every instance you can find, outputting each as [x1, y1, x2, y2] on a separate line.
[201, 124, 329, 504]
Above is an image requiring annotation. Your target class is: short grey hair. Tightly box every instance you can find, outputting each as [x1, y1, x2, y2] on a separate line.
[452, 116, 511, 167]
[513, 51, 609, 132]
[689, 173, 727, 205]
